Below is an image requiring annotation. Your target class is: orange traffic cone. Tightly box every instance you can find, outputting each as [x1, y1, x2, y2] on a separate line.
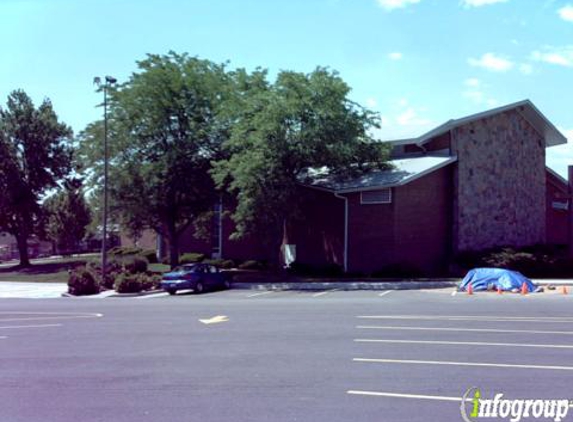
[467, 284, 473, 295]
[521, 283, 528, 295]
[562, 286, 568, 295]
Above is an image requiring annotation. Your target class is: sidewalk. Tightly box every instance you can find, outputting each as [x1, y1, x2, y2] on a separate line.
[0, 282, 67, 298]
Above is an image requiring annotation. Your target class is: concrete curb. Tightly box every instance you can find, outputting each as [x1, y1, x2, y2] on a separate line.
[107, 290, 166, 298]
[62, 289, 164, 298]
[230, 280, 460, 291]
[61, 279, 573, 298]
[533, 279, 573, 285]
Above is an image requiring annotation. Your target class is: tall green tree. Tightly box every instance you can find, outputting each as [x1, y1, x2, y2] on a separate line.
[212, 68, 390, 264]
[0, 90, 73, 266]
[44, 179, 91, 254]
[79, 52, 233, 267]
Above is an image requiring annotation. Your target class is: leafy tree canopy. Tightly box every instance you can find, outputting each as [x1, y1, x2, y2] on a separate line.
[0, 90, 73, 266]
[44, 178, 91, 254]
[79, 52, 236, 267]
[212, 67, 391, 257]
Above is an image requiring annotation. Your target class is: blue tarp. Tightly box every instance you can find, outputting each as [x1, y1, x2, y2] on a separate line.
[460, 268, 537, 292]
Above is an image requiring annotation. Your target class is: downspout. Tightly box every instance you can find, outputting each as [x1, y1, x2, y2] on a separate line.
[218, 194, 224, 259]
[334, 192, 349, 273]
[569, 166, 573, 259]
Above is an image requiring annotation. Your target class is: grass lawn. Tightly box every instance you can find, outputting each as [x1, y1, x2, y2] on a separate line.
[0, 256, 99, 283]
[0, 256, 171, 283]
[149, 263, 170, 273]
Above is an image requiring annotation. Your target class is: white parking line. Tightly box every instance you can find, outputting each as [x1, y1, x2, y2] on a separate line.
[0, 312, 102, 323]
[347, 390, 465, 402]
[378, 291, 393, 297]
[356, 315, 573, 323]
[0, 323, 62, 330]
[246, 291, 276, 298]
[354, 338, 573, 349]
[356, 325, 573, 335]
[354, 357, 573, 371]
[134, 292, 170, 299]
[312, 289, 339, 298]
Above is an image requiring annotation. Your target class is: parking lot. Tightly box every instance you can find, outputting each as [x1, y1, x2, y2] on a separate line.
[1, 288, 573, 422]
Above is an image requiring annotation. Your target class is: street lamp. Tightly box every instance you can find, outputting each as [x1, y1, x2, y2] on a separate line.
[94, 75, 117, 284]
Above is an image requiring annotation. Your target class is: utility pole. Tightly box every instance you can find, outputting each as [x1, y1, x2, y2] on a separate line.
[93, 76, 117, 283]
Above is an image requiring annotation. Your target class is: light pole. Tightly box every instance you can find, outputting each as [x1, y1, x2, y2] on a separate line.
[94, 75, 117, 283]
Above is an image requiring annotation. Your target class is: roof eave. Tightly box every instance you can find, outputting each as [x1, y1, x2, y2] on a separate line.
[385, 100, 567, 148]
[331, 156, 458, 194]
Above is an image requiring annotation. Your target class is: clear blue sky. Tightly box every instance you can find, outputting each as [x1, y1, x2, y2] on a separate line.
[1, 0, 572, 177]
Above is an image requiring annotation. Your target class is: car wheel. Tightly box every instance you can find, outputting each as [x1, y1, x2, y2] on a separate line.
[167, 289, 176, 295]
[194, 281, 204, 294]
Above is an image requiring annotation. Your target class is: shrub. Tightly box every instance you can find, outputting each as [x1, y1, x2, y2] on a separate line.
[238, 260, 265, 270]
[124, 256, 149, 274]
[203, 258, 235, 269]
[221, 259, 236, 269]
[453, 245, 573, 278]
[139, 249, 158, 264]
[108, 246, 123, 255]
[114, 273, 143, 293]
[68, 267, 100, 296]
[179, 253, 205, 264]
[139, 273, 162, 291]
[109, 246, 143, 256]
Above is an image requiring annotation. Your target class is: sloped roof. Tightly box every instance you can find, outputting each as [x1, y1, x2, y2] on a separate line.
[307, 155, 457, 193]
[388, 100, 567, 148]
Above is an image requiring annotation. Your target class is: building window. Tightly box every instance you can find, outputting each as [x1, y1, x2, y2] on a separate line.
[361, 189, 392, 205]
[552, 201, 569, 211]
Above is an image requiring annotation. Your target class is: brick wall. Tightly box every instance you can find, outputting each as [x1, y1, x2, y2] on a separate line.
[452, 109, 546, 251]
[294, 187, 345, 268]
[546, 170, 569, 246]
[346, 165, 452, 275]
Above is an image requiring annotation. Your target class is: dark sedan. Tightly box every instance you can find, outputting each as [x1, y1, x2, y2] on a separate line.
[161, 263, 230, 295]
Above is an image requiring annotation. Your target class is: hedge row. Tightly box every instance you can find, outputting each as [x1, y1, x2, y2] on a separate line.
[68, 255, 161, 296]
[170, 253, 266, 270]
[108, 246, 158, 263]
[454, 245, 573, 278]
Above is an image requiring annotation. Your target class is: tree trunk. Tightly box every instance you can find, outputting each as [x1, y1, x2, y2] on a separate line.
[167, 223, 179, 269]
[15, 232, 30, 267]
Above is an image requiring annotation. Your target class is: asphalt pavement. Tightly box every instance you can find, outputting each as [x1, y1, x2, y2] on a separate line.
[1, 288, 573, 422]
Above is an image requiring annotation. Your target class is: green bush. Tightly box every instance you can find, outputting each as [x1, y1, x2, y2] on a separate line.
[179, 253, 205, 264]
[124, 256, 149, 274]
[453, 245, 573, 278]
[203, 258, 235, 269]
[139, 273, 162, 291]
[68, 267, 100, 296]
[109, 246, 143, 256]
[114, 273, 143, 293]
[221, 259, 236, 269]
[238, 260, 265, 270]
[139, 249, 158, 264]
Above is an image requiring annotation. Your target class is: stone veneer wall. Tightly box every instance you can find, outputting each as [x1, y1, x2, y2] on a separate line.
[451, 109, 546, 251]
